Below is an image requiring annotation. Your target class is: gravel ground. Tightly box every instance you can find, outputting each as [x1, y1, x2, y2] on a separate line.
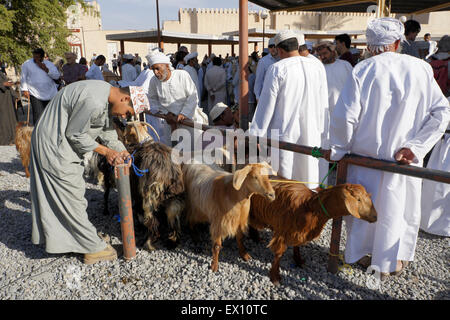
[0, 145, 448, 300]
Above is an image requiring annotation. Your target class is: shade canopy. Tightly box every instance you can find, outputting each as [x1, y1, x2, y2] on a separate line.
[223, 28, 365, 39]
[250, 0, 450, 15]
[106, 29, 263, 45]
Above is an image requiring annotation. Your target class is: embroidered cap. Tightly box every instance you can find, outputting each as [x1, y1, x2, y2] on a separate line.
[129, 86, 150, 115]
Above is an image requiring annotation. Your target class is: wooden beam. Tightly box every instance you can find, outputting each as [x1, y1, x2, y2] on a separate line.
[208, 41, 212, 56]
[271, 0, 377, 12]
[411, 2, 450, 15]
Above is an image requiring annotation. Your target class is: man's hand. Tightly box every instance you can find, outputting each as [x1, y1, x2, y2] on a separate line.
[176, 114, 186, 123]
[166, 112, 178, 131]
[394, 148, 415, 165]
[118, 150, 131, 167]
[105, 149, 121, 166]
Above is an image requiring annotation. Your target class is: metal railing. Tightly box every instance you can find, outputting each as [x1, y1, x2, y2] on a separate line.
[146, 112, 450, 273]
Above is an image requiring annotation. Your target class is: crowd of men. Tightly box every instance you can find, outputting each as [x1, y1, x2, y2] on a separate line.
[0, 17, 448, 271]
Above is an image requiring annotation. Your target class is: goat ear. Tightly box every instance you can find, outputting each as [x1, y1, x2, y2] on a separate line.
[343, 188, 361, 219]
[259, 161, 277, 176]
[233, 165, 253, 190]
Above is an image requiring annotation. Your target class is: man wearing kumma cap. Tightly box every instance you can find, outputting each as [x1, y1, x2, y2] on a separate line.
[29, 80, 150, 264]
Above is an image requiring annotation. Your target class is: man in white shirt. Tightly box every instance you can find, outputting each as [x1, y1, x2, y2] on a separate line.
[183, 52, 201, 103]
[20, 48, 60, 124]
[121, 54, 138, 82]
[85, 55, 105, 81]
[146, 51, 207, 147]
[116, 50, 163, 142]
[250, 30, 328, 184]
[327, 18, 450, 279]
[204, 57, 227, 113]
[253, 37, 280, 102]
[424, 33, 438, 60]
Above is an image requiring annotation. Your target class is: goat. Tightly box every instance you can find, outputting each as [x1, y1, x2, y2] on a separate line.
[14, 122, 33, 178]
[83, 120, 155, 216]
[129, 140, 185, 251]
[182, 162, 276, 272]
[247, 181, 377, 285]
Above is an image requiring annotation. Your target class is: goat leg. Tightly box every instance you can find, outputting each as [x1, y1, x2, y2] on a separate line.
[25, 166, 30, 178]
[103, 185, 110, 215]
[142, 195, 160, 237]
[293, 246, 305, 267]
[144, 236, 157, 251]
[248, 226, 261, 243]
[165, 198, 184, 249]
[269, 238, 287, 285]
[236, 230, 251, 262]
[210, 237, 222, 272]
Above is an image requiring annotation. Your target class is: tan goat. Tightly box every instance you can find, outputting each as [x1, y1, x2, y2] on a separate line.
[247, 182, 377, 285]
[182, 162, 276, 272]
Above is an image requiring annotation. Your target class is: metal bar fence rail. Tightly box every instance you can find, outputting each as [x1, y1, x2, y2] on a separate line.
[146, 112, 450, 273]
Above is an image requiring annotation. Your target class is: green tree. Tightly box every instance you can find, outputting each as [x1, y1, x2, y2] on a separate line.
[0, 0, 93, 70]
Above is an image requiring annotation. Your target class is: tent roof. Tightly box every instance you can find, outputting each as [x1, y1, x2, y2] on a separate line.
[250, 0, 450, 14]
[223, 28, 365, 39]
[106, 30, 262, 45]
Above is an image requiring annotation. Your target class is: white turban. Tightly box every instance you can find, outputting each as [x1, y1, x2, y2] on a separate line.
[146, 51, 171, 67]
[184, 52, 198, 63]
[366, 17, 405, 46]
[274, 30, 305, 46]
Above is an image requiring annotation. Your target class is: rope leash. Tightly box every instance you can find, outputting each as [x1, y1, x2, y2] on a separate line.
[328, 252, 353, 275]
[126, 150, 149, 178]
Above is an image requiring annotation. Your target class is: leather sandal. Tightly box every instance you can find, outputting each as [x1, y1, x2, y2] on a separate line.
[357, 255, 372, 268]
[380, 260, 408, 281]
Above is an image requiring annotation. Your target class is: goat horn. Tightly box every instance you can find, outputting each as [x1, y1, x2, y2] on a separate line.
[141, 122, 161, 142]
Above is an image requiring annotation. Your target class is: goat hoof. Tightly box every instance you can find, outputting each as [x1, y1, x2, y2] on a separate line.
[143, 240, 156, 252]
[294, 257, 305, 268]
[270, 273, 281, 285]
[241, 253, 252, 262]
[211, 263, 219, 272]
[165, 239, 178, 250]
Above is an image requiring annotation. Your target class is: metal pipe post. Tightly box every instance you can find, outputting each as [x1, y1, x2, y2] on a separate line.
[239, 0, 249, 131]
[115, 164, 136, 260]
[156, 0, 162, 49]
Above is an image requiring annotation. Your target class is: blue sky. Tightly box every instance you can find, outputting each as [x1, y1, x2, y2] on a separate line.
[92, 0, 264, 30]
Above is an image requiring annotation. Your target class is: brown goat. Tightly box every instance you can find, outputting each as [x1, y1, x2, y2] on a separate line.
[182, 162, 276, 272]
[247, 182, 377, 285]
[120, 121, 159, 146]
[14, 122, 33, 178]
